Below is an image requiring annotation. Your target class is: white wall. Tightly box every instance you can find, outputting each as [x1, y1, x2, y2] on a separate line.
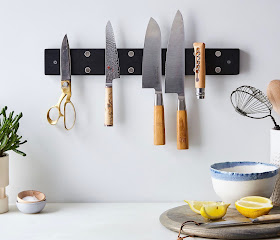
[1, 0, 280, 202]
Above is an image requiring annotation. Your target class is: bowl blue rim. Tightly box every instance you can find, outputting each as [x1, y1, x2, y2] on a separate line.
[210, 161, 279, 181]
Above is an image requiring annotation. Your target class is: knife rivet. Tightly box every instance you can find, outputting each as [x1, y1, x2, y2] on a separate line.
[53, 60, 57, 65]
[215, 67, 222, 73]
[128, 67, 134, 74]
[128, 51, 134, 57]
[84, 51, 91, 58]
[215, 51, 222, 57]
[85, 67, 91, 74]
[62, 82, 69, 87]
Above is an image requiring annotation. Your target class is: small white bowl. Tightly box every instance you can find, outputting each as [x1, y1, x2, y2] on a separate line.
[210, 162, 279, 206]
[16, 200, 46, 214]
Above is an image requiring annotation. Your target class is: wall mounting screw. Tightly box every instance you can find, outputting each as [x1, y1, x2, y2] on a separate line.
[215, 51, 222, 57]
[215, 67, 222, 73]
[128, 67, 134, 74]
[85, 67, 91, 73]
[84, 51, 91, 57]
[53, 60, 58, 65]
[128, 51, 134, 57]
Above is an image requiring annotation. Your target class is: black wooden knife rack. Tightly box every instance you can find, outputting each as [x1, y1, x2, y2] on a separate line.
[45, 48, 239, 76]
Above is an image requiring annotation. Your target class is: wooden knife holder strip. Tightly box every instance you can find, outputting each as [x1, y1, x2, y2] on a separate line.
[45, 48, 239, 76]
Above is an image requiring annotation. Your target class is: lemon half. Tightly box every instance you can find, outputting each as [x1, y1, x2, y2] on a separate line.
[235, 196, 273, 218]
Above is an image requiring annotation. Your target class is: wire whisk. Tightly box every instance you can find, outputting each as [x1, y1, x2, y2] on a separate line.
[230, 85, 280, 129]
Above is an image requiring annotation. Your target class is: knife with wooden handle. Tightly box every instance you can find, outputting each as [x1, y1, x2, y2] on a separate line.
[165, 10, 188, 149]
[105, 21, 120, 127]
[205, 214, 280, 228]
[142, 18, 165, 145]
[193, 42, 206, 99]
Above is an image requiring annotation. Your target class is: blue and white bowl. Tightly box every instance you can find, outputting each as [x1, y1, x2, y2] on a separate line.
[210, 162, 279, 206]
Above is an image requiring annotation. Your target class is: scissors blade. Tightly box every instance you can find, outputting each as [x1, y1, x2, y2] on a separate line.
[61, 34, 71, 81]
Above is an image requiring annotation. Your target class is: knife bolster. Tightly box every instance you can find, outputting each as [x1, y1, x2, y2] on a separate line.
[154, 92, 163, 106]
[178, 96, 186, 110]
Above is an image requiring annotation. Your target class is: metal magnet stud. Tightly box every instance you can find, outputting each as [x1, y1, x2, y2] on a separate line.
[215, 67, 222, 73]
[128, 67, 134, 74]
[215, 51, 222, 57]
[227, 60, 231, 64]
[128, 51, 134, 57]
[84, 51, 91, 57]
[85, 67, 91, 73]
[53, 60, 57, 65]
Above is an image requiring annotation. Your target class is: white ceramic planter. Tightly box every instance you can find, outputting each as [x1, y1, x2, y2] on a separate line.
[270, 129, 280, 205]
[0, 154, 9, 213]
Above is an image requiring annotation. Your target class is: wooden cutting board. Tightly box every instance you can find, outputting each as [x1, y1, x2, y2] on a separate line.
[160, 205, 280, 239]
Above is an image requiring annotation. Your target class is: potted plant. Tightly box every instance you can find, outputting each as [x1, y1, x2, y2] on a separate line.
[0, 106, 27, 213]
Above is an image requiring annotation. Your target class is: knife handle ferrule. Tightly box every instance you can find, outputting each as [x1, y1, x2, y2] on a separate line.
[178, 96, 186, 110]
[154, 92, 163, 106]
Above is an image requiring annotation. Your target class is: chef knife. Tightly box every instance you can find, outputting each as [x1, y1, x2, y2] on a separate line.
[105, 21, 120, 126]
[165, 10, 188, 150]
[193, 42, 206, 99]
[142, 18, 165, 145]
[204, 214, 280, 228]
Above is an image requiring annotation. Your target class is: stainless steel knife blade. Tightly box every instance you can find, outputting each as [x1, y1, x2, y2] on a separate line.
[142, 18, 162, 92]
[204, 219, 253, 228]
[106, 21, 120, 86]
[61, 34, 71, 81]
[165, 10, 185, 96]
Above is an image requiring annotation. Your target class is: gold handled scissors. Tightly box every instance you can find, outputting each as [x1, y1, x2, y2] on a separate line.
[47, 35, 76, 130]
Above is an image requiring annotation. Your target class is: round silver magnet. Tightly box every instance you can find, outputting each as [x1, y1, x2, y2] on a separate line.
[128, 67, 134, 74]
[128, 51, 134, 57]
[85, 67, 91, 73]
[215, 51, 222, 57]
[215, 67, 222, 73]
[84, 51, 91, 58]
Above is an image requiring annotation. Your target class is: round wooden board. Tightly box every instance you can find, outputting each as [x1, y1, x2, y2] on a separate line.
[160, 205, 280, 239]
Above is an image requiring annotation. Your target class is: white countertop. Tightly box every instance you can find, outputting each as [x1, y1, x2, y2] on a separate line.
[1, 203, 279, 240]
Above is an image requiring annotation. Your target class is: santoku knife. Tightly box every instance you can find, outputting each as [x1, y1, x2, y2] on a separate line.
[142, 18, 165, 145]
[105, 21, 120, 127]
[204, 214, 280, 228]
[165, 10, 188, 150]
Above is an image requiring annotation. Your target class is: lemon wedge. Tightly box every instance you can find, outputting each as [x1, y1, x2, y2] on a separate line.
[184, 200, 219, 214]
[235, 196, 273, 218]
[200, 203, 230, 220]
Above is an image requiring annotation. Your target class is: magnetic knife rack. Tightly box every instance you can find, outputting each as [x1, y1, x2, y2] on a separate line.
[45, 48, 240, 75]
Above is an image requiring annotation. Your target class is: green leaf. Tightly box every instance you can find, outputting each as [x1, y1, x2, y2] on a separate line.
[12, 149, 26, 156]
